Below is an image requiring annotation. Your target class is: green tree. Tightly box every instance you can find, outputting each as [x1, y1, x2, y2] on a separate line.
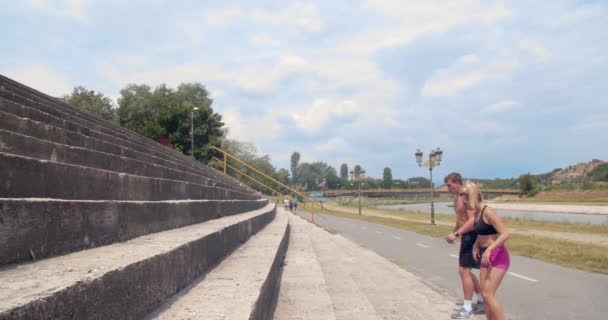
[340, 163, 349, 180]
[64, 86, 117, 123]
[209, 139, 281, 195]
[117, 82, 224, 162]
[518, 173, 535, 196]
[383, 167, 393, 188]
[589, 163, 608, 182]
[276, 168, 290, 186]
[353, 165, 364, 179]
[290, 152, 300, 182]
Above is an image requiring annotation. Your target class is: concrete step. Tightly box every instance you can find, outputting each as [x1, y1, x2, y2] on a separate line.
[0, 129, 238, 189]
[0, 80, 192, 167]
[0, 97, 247, 193]
[328, 233, 457, 320]
[0, 152, 258, 201]
[0, 80, 240, 191]
[0, 198, 268, 266]
[147, 209, 289, 320]
[310, 226, 382, 320]
[0, 204, 276, 320]
[273, 214, 336, 320]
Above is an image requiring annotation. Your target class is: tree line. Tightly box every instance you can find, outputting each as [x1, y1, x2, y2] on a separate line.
[64, 83, 224, 162]
[64, 83, 431, 195]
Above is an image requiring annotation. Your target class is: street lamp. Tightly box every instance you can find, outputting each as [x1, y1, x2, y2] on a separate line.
[349, 169, 366, 216]
[415, 147, 443, 225]
[191, 107, 199, 158]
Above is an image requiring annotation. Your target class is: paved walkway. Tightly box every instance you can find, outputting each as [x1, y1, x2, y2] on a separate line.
[275, 211, 465, 320]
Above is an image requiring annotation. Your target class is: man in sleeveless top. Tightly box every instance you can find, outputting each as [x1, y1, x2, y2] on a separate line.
[444, 173, 483, 318]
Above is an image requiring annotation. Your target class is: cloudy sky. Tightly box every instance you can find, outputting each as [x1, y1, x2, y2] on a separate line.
[2, 0, 607, 182]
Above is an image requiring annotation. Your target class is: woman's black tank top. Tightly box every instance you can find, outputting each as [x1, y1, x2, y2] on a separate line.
[474, 205, 498, 235]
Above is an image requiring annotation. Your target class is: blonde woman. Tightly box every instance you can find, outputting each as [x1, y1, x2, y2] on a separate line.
[460, 181, 511, 320]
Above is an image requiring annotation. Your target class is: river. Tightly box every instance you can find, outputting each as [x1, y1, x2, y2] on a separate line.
[376, 202, 608, 225]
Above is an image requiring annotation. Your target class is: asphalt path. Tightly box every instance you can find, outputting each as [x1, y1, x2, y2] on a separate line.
[295, 210, 608, 320]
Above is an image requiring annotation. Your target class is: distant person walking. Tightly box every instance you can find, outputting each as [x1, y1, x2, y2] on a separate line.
[461, 181, 511, 320]
[444, 173, 483, 319]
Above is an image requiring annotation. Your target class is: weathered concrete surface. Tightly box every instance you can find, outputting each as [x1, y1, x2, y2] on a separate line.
[0, 152, 258, 201]
[0, 129, 244, 189]
[328, 229, 457, 319]
[276, 214, 458, 320]
[0, 106, 246, 193]
[0, 204, 275, 320]
[0, 81, 239, 191]
[0, 198, 268, 266]
[310, 225, 382, 319]
[147, 209, 289, 320]
[273, 214, 336, 320]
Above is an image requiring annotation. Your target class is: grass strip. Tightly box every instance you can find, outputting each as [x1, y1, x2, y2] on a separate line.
[303, 206, 608, 274]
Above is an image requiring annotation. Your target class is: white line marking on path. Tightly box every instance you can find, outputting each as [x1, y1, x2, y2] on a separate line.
[416, 243, 429, 248]
[508, 272, 539, 283]
[376, 231, 383, 235]
[449, 254, 459, 258]
[392, 236, 401, 240]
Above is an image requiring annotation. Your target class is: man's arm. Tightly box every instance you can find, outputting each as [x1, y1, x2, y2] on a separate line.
[455, 206, 475, 235]
[446, 197, 465, 243]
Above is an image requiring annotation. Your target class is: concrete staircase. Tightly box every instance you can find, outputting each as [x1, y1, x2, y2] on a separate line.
[1, 75, 461, 320]
[0, 75, 288, 320]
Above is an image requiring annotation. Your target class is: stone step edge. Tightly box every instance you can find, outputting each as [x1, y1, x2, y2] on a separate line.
[0, 151, 256, 200]
[147, 210, 289, 320]
[0, 128, 241, 190]
[273, 213, 336, 320]
[0, 204, 276, 320]
[0, 88, 239, 189]
[0, 108, 248, 193]
[0, 86, 203, 173]
[0, 198, 268, 266]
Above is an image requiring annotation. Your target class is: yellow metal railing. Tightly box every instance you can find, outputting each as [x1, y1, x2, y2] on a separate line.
[210, 146, 327, 223]
[211, 156, 283, 197]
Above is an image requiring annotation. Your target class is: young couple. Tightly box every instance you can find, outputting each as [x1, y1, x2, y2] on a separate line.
[444, 173, 511, 320]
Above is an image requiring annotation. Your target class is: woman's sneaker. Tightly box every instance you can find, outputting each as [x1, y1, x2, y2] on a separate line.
[473, 301, 485, 314]
[451, 307, 474, 319]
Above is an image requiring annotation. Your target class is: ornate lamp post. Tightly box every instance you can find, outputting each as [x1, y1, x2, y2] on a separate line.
[415, 147, 443, 225]
[349, 169, 366, 216]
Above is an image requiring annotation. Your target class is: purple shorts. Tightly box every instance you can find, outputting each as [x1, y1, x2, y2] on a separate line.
[480, 245, 510, 270]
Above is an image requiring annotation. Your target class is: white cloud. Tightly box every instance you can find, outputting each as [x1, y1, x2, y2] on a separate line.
[205, 7, 243, 26]
[100, 54, 310, 94]
[318, 136, 349, 152]
[351, 0, 511, 55]
[185, 23, 203, 45]
[118, 55, 147, 68]
[458, 54, 481, 65]
[4, 65, 72, 96]
[292, 98, 357, 132]
[571, 117, 608, 132]
[251, 34, 281, 48]
[422, 54, 520, 97]
[221, 108, 282, 143]
[484, 100, 521, 113]
[519, 38, 552, 62]
[26, 0, 85, 20]
[422, 68, 490, 97]
[253, 2, 324, 32]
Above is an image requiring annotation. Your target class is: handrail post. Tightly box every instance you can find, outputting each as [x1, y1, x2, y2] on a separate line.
[223, 153, 227, 175]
